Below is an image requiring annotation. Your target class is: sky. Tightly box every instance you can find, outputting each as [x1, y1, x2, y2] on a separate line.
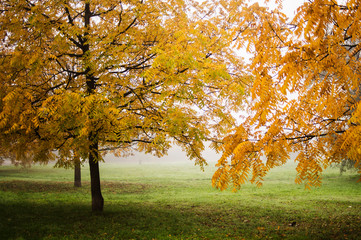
[253, 0, 304, 18]
[282, 0, 304, 17]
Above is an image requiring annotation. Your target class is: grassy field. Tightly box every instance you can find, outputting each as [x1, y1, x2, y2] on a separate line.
[1, 160, 361, 240]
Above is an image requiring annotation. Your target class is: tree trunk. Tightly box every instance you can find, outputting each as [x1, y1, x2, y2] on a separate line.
[88, 138, 104, 212]
[74, 157, 81, 187]
[83, 2, 103, 212]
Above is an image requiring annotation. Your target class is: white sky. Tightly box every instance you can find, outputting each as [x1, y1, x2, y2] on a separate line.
[252, 0, 305, 18]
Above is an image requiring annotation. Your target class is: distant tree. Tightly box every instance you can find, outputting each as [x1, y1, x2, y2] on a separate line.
[73, 153, 82, 188]
[0, 0, 245, 211]
[213, 0, 361, 190]
[334, 158, 360, 175]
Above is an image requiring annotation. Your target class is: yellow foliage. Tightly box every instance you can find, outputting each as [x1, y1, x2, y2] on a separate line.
[213, 0, 361, 191]
[0, 0, 245, 169]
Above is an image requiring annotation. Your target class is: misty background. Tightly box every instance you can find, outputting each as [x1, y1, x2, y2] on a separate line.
[103, 144, 221, 165]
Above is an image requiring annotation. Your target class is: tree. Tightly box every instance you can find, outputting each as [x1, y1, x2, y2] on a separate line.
[213, 0, 361, 190]
[73, 152, 82, 187]
[334, 158, 360, 175]
[0, 0, 245, 211]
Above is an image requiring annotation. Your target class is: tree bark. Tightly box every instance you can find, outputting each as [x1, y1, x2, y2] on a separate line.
[74, 157, 81, 187]
[83, 2, 103, 212]
[88, 137, 104, 212]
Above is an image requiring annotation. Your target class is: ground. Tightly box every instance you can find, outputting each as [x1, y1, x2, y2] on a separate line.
[0, 160, 361, 239]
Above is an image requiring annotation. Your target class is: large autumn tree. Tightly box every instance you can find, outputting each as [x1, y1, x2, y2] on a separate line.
[0, 0, 245, 211]
[213, 0, 361, 190]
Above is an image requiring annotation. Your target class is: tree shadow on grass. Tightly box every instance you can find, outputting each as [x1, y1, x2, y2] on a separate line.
[0, 181, 195, 240]
[0, 180, 151, 194]
[0, 201, 202, 240]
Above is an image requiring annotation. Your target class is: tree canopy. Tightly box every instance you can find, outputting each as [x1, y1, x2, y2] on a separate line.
[0, 0, 245, 211]
[213, 0, 361, 190]
[3, 0, 359, 208]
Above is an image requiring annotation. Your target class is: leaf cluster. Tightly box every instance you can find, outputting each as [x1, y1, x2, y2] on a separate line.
[213, 0, 361, 190]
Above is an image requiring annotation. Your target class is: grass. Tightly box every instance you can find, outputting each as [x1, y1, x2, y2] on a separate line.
[1, 160, 361, 239]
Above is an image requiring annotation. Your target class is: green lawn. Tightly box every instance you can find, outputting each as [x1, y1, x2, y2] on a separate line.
[1, 160, 361, 239]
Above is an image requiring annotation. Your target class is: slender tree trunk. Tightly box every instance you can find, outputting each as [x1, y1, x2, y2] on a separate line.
[82, 2, 103, 212]
[74, 157, 81, 187]
[88, 137, 104, 211]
